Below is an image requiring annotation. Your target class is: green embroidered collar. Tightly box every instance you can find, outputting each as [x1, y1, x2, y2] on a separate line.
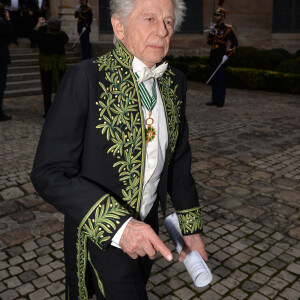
[113, 41, 134, 70]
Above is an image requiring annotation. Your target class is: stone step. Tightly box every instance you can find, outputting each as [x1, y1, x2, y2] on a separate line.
[10, 51, 81, 61]
[4, 86, 41, 98]
[8, 65, 39, 74]
[5, 63, 77, 95]
[10, 56, 81, 67]
[6, 71, 40, 83]
[7, 62, 76, 74]
[8, 47, 37, 55]
[6, 79, 41, 91]
[9, 43, 80, 53]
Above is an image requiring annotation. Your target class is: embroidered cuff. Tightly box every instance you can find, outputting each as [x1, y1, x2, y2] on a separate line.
[176, 206, 203, 235]
[79, 194, 132, 250]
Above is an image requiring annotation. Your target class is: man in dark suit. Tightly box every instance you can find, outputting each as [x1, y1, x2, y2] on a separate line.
[31, 0, 207, 299]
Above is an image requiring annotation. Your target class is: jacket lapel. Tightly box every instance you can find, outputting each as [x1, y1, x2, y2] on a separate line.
[94, 42, 145, 218]
[158, 68, 182, 163]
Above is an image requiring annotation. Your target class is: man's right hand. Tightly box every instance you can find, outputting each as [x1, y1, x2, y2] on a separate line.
[37, 17, 46, 27]
[119, 219, 173, 261]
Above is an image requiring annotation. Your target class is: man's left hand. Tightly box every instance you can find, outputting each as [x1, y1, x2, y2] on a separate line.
[179, 233, 207, 262]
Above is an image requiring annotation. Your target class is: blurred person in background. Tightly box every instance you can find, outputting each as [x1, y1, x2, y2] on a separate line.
[29, 0, 50, 47]
[31, 16, 69, 117]
[75, 0, 92, 59]
[0, 2, 14, 122]
[2, 0, 20, 44]
[206, 6, 238, 108]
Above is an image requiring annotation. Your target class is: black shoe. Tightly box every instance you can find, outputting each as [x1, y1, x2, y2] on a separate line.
[0, 113, 12, 122]
[217, 104, 224, 107]
[206, 102, 217, 106]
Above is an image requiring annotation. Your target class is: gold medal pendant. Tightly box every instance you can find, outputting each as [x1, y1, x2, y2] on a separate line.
[145, 110, 156, 142]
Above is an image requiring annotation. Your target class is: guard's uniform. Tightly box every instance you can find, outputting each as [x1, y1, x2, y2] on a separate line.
[75, 3, 93, 59]
[207, 21, 238, 106]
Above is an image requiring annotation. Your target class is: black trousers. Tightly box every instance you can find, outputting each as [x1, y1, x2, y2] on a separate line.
[40, 69, 65, 115]
[80, 30, 91, 60]
[87, 201, 159, 300]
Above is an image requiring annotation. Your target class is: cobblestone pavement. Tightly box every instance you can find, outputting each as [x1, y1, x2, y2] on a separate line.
[0, 82, 299, 300]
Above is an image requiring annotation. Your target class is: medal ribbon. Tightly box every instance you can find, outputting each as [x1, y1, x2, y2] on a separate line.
[134, 73, 157, 111]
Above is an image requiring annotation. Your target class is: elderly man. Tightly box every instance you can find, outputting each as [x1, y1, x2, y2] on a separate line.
[31, 0, 207, 299]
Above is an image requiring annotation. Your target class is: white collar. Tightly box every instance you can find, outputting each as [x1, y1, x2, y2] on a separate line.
[132, 57, 156, 74]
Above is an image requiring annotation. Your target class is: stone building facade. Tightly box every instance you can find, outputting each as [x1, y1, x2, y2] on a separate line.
[50, 0, 300, 56]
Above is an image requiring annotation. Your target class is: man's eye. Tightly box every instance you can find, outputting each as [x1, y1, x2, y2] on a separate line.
[147, 17, 153, 21]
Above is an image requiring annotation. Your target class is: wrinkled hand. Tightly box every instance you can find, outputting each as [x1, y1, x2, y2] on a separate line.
[120, 219, 173, 261]
[222, 55, 228, 64]
[179, 233, 207, 262]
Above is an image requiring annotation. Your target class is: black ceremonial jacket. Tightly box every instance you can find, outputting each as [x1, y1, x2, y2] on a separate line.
[31, 42, 202, 299]
[0, 17, 13, 65]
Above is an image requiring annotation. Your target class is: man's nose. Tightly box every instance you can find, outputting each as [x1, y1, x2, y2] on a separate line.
[156, 20, 168, 37]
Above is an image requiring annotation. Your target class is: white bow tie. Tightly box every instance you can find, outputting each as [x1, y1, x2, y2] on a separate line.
[136, 62, 168, 84]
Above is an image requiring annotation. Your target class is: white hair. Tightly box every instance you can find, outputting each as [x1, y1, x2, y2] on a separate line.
[110, 0, 186, 45]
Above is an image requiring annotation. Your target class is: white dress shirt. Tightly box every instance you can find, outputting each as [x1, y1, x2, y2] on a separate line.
[111, 57, 168, 247]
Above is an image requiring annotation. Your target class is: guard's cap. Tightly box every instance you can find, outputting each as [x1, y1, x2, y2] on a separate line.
[214, 7, 226, 17]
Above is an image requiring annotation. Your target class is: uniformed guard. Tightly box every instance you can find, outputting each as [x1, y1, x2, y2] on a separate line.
[74, 0, 93, 60]
[206, 6, 238, 107]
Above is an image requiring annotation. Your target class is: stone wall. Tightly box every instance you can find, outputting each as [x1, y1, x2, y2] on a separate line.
[50, 0, 300, 56]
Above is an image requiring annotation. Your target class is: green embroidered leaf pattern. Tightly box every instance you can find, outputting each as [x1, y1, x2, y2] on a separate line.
[81, 195, 130, 248]
[94, 42, 144, 217]
[176, 207, 203, 235]
[158, 68, 182, 163]
[87, 252, 105, 297]
[76, 231, 88, 300]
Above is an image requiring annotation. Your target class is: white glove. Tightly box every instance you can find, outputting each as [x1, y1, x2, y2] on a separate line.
[222, 55, 228, 64]
[76, 5, 81, 12]
[209, 23, 216, 35]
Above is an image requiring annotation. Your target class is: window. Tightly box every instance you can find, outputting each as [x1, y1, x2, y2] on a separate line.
[273, 0, 300, 32]
[98, 0, 203, 34]
[179, 0, 203, 33]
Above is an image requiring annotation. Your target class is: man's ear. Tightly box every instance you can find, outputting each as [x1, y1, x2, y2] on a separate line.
[111, 16, 125, 41]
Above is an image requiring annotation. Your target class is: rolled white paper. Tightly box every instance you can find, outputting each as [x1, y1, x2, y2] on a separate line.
[164, 212, 213, 287]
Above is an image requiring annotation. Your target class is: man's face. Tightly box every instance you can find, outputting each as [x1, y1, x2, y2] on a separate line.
[80, 0, 87, 6]
[214, 14, 223, 24]
[115, 0, 174, 68]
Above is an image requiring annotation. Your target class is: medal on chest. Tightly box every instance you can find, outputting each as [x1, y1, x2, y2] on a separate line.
[145, 110, 156, 142]
[135, 73, 158, 143]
